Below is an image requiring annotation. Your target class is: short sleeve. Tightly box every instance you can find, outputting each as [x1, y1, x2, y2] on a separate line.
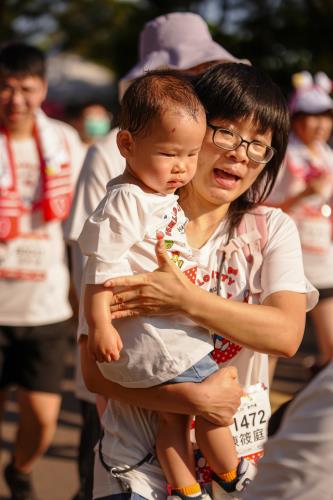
[64, 128, 126, 243]
[260, 209, 318, 311]
[78, 187, 148, 283]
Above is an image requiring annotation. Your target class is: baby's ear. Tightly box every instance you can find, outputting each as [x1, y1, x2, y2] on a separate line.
[116, 130, 134, 158]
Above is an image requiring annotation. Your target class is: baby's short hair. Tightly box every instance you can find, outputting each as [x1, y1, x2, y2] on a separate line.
[118, 69, 205, 136]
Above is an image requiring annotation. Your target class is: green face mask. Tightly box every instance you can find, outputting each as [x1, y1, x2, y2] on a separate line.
[84, 117, 110, 138]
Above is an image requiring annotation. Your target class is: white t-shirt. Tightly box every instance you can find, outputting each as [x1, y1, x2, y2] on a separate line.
[243, 361, 333, 500]
[78, 182, 213, 388]
[93, 206, 318, 500]
[268, 134, 333, 288]
[0, 117, 85, 326]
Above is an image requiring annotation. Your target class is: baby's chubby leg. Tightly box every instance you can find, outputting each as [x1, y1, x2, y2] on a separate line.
[195, 416, 238, 475]
[156, 412, 199, 492]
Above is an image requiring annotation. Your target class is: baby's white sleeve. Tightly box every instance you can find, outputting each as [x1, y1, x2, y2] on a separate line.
[78, 188, 147, 283]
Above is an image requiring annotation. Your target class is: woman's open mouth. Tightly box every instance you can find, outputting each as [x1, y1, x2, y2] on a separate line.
[213, 168, 240, 189]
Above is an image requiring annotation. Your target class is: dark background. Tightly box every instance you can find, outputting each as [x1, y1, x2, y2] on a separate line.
[1, 0, 332, 102]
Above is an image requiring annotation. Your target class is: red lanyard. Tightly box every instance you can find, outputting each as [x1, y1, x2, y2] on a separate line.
[32, 123, 47, 197]
[1, 124, 46, 210]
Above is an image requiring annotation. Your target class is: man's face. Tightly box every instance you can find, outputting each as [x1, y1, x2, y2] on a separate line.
[0, 75, 47, 130]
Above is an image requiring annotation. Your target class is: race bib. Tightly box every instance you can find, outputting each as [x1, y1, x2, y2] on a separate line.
[0, 233, 50, 280]
[297, 214, 331, 255]
[230, 383, 270, 459]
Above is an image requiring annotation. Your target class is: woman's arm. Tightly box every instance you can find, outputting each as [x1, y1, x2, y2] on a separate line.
[80, 336, 243, 426]
[182, 288, 305, 357]
[106, 238, 306, 358]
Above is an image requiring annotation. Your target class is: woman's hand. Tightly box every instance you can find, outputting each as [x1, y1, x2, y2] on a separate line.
[105, 235, 195, 319]
[195, 366, 243, 426]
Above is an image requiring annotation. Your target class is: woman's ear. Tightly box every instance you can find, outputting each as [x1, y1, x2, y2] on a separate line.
[117, 130, 134, 159]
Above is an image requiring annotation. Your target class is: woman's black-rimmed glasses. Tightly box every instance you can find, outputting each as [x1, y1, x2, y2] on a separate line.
[208, 123, 276, 164]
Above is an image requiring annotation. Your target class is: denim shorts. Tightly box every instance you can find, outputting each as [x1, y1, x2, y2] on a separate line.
[168, 353, 218, 384]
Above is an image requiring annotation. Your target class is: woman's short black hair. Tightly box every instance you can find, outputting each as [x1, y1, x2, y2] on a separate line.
[118, 69, 205, 137]
[0, 42, 46, 79]
[194, 63, 290, 219]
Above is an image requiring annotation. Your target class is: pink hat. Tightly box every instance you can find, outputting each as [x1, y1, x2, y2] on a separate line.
[119, 12, 247, 96]
[289, 71, 333, 115]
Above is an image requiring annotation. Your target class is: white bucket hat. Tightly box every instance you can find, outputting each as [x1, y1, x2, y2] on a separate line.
[289, 71, 333, 115]
[119, 12, 247, 97]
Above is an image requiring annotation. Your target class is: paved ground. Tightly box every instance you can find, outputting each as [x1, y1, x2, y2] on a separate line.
[0, 321, 319, 500]
[0, 347, 81, 500]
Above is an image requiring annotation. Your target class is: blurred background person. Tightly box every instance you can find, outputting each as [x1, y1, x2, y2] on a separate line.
[65, 102, 112, 148]
[268, 70, 333, 377]
[65, 11, 247, 500]
[244, 359, 333, 500]
[0, 42, 85, 500]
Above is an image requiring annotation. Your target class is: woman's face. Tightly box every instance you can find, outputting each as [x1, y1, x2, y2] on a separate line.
[292, 113, 333, 146]
[187, 115, 273, 210]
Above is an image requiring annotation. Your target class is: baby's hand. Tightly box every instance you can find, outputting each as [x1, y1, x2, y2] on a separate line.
[88, 326, 123, 363]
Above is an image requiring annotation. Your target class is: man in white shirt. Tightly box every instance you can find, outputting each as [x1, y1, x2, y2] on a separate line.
[0, 42, 84, 500]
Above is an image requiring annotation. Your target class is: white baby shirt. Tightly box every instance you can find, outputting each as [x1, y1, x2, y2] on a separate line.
[78, 182, 213, 388]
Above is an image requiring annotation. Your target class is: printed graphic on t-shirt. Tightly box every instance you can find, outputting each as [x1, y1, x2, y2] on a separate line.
[164, 231, 247, 362]
[212, 335, 242, 363]
[0, 232, 50, 280]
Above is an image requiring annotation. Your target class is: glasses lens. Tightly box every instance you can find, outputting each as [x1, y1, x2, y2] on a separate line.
[213, 129, 240, 149]
[248, 142, 274, 163]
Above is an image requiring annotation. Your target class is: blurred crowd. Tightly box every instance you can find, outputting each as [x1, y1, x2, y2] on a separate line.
[0, 9, 333, 500]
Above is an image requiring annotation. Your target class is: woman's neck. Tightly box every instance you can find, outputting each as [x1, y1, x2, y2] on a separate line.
[179, 186, 230, 249]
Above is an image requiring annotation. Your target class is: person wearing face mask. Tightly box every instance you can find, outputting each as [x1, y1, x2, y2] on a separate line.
[66, 103, 112, 147]
[268, 71, 333, 375]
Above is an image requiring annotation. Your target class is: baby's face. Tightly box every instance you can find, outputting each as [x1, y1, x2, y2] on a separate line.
[128, 107, 206, 194]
